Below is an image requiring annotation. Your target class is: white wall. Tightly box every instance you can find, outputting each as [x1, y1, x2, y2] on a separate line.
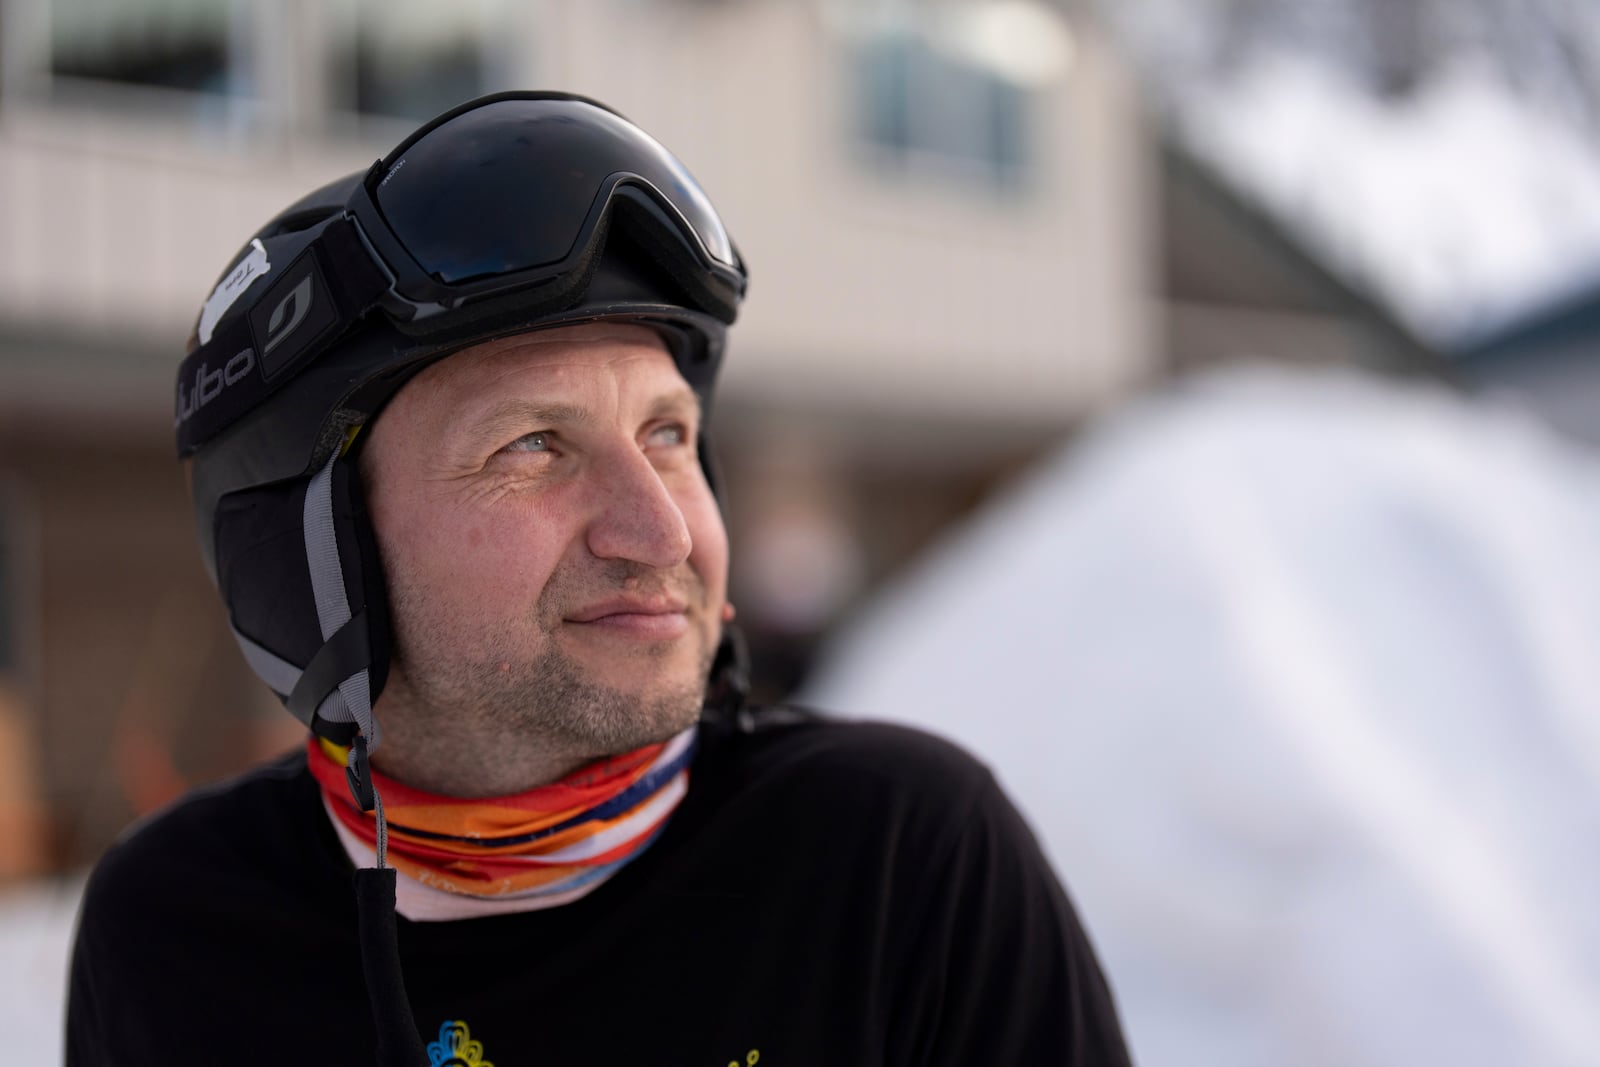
[0, 0, 1154, 423]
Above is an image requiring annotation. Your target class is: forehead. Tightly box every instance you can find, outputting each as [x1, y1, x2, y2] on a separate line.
[416, 322, 681, 395]
[367, 323, 693, 460]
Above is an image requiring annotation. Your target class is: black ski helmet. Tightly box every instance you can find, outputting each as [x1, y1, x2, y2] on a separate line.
[177, 92, 748, 764]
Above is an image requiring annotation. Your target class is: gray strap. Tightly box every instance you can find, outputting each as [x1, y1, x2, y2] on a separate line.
[305, 453, 353, 639]
[305, 452, 393, 866]
[287, 613, 370, 728]
[231, 625, 302, 698]
[317, 686, 360, 725]
[303, 452, 380, 748]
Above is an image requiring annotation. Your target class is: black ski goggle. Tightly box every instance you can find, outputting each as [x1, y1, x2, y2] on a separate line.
[177, 92, 746, 457]
[352, 91, 745, 315]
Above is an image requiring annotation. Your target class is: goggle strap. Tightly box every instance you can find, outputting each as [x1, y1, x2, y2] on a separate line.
[321, 217, 394, 318]
[174, 218, 389, 457]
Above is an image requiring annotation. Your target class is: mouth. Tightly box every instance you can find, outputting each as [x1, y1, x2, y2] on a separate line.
[565, 597, 691, 640]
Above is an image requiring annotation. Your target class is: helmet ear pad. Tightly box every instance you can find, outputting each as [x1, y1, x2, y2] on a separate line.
[213, 454, 391, 743]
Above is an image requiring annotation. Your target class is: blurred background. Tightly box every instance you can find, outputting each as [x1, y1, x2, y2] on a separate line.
[2, 0, 1599, 1063]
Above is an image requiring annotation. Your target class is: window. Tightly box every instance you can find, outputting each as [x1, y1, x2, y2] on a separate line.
[33, 0, 259, 119]
[856, 29, 1031, 188]
[5, 0, 517, 136]
[838, 1, 1074, 192]
[324, 0, 517, 127]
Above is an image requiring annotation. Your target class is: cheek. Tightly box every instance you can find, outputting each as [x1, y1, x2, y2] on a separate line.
[379, 497, 563, 604]
[451, 504, 576, 594]
[683, 492, 730, 596]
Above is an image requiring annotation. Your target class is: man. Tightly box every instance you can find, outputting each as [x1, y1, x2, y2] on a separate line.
[67, 92, 1130, 1066]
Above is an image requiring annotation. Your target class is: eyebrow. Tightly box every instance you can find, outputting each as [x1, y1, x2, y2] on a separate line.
[461, 389, 702, 447]
[468, 400, 593, 445]
[646, 387, 702, 422]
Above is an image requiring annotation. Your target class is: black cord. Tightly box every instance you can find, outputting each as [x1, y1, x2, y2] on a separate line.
[354, 867, 428, 1066]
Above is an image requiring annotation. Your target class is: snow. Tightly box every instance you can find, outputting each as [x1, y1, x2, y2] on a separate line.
[0, 875, 85, 1064]
[805, 366, 1600, 1067]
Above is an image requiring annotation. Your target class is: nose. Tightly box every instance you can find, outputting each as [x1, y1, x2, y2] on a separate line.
[584, 445, 693, 568]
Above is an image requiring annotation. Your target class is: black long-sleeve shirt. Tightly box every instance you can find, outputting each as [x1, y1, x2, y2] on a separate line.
[68, 710, 1131, 1066]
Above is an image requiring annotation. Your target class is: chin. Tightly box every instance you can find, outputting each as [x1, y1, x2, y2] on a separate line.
[569, 688, 705, 758]
[567, 627, 714, 681]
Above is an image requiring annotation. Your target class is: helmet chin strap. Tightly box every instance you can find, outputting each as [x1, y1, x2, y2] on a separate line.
[300, 450, 388, 817]
[343, 734, 387, 865]
[302, 451, 381, 737]
[302, 449, 423, 1065]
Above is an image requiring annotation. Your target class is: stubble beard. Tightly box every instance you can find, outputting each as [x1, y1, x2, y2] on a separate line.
[383, 561, 716, 774]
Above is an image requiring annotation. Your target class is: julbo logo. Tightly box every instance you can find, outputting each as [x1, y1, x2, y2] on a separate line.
[175, 348, 254, 424]
[262, 275, 312, 357]
[176, 272, 316, 427]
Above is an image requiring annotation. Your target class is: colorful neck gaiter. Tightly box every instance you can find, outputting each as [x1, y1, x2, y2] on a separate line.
[307, 727, 696, 918]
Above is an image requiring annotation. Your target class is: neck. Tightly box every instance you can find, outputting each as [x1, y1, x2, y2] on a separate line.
[368, 689, 600, 798]
[368, 661, 706, 798]
[370, 733, 592, 798]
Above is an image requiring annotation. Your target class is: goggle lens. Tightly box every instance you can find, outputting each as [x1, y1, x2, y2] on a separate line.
[372, 97, 737, 285]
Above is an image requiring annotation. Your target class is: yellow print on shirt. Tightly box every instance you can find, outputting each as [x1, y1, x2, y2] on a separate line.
[428, 1020, 494, 1067]
[726, 1051, 760, 1067]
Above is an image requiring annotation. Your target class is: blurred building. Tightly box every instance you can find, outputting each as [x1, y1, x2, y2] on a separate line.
[0, 0, 1470, 870]
[1159, 142, 1440, 378]
[0, 0, 1160, 868]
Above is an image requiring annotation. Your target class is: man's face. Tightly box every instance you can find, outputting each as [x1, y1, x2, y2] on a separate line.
[361, 323, 728, 771]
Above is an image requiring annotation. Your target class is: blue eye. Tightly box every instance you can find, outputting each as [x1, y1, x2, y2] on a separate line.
[503, 431, 551, 453]
[649, 423, 688, 447]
